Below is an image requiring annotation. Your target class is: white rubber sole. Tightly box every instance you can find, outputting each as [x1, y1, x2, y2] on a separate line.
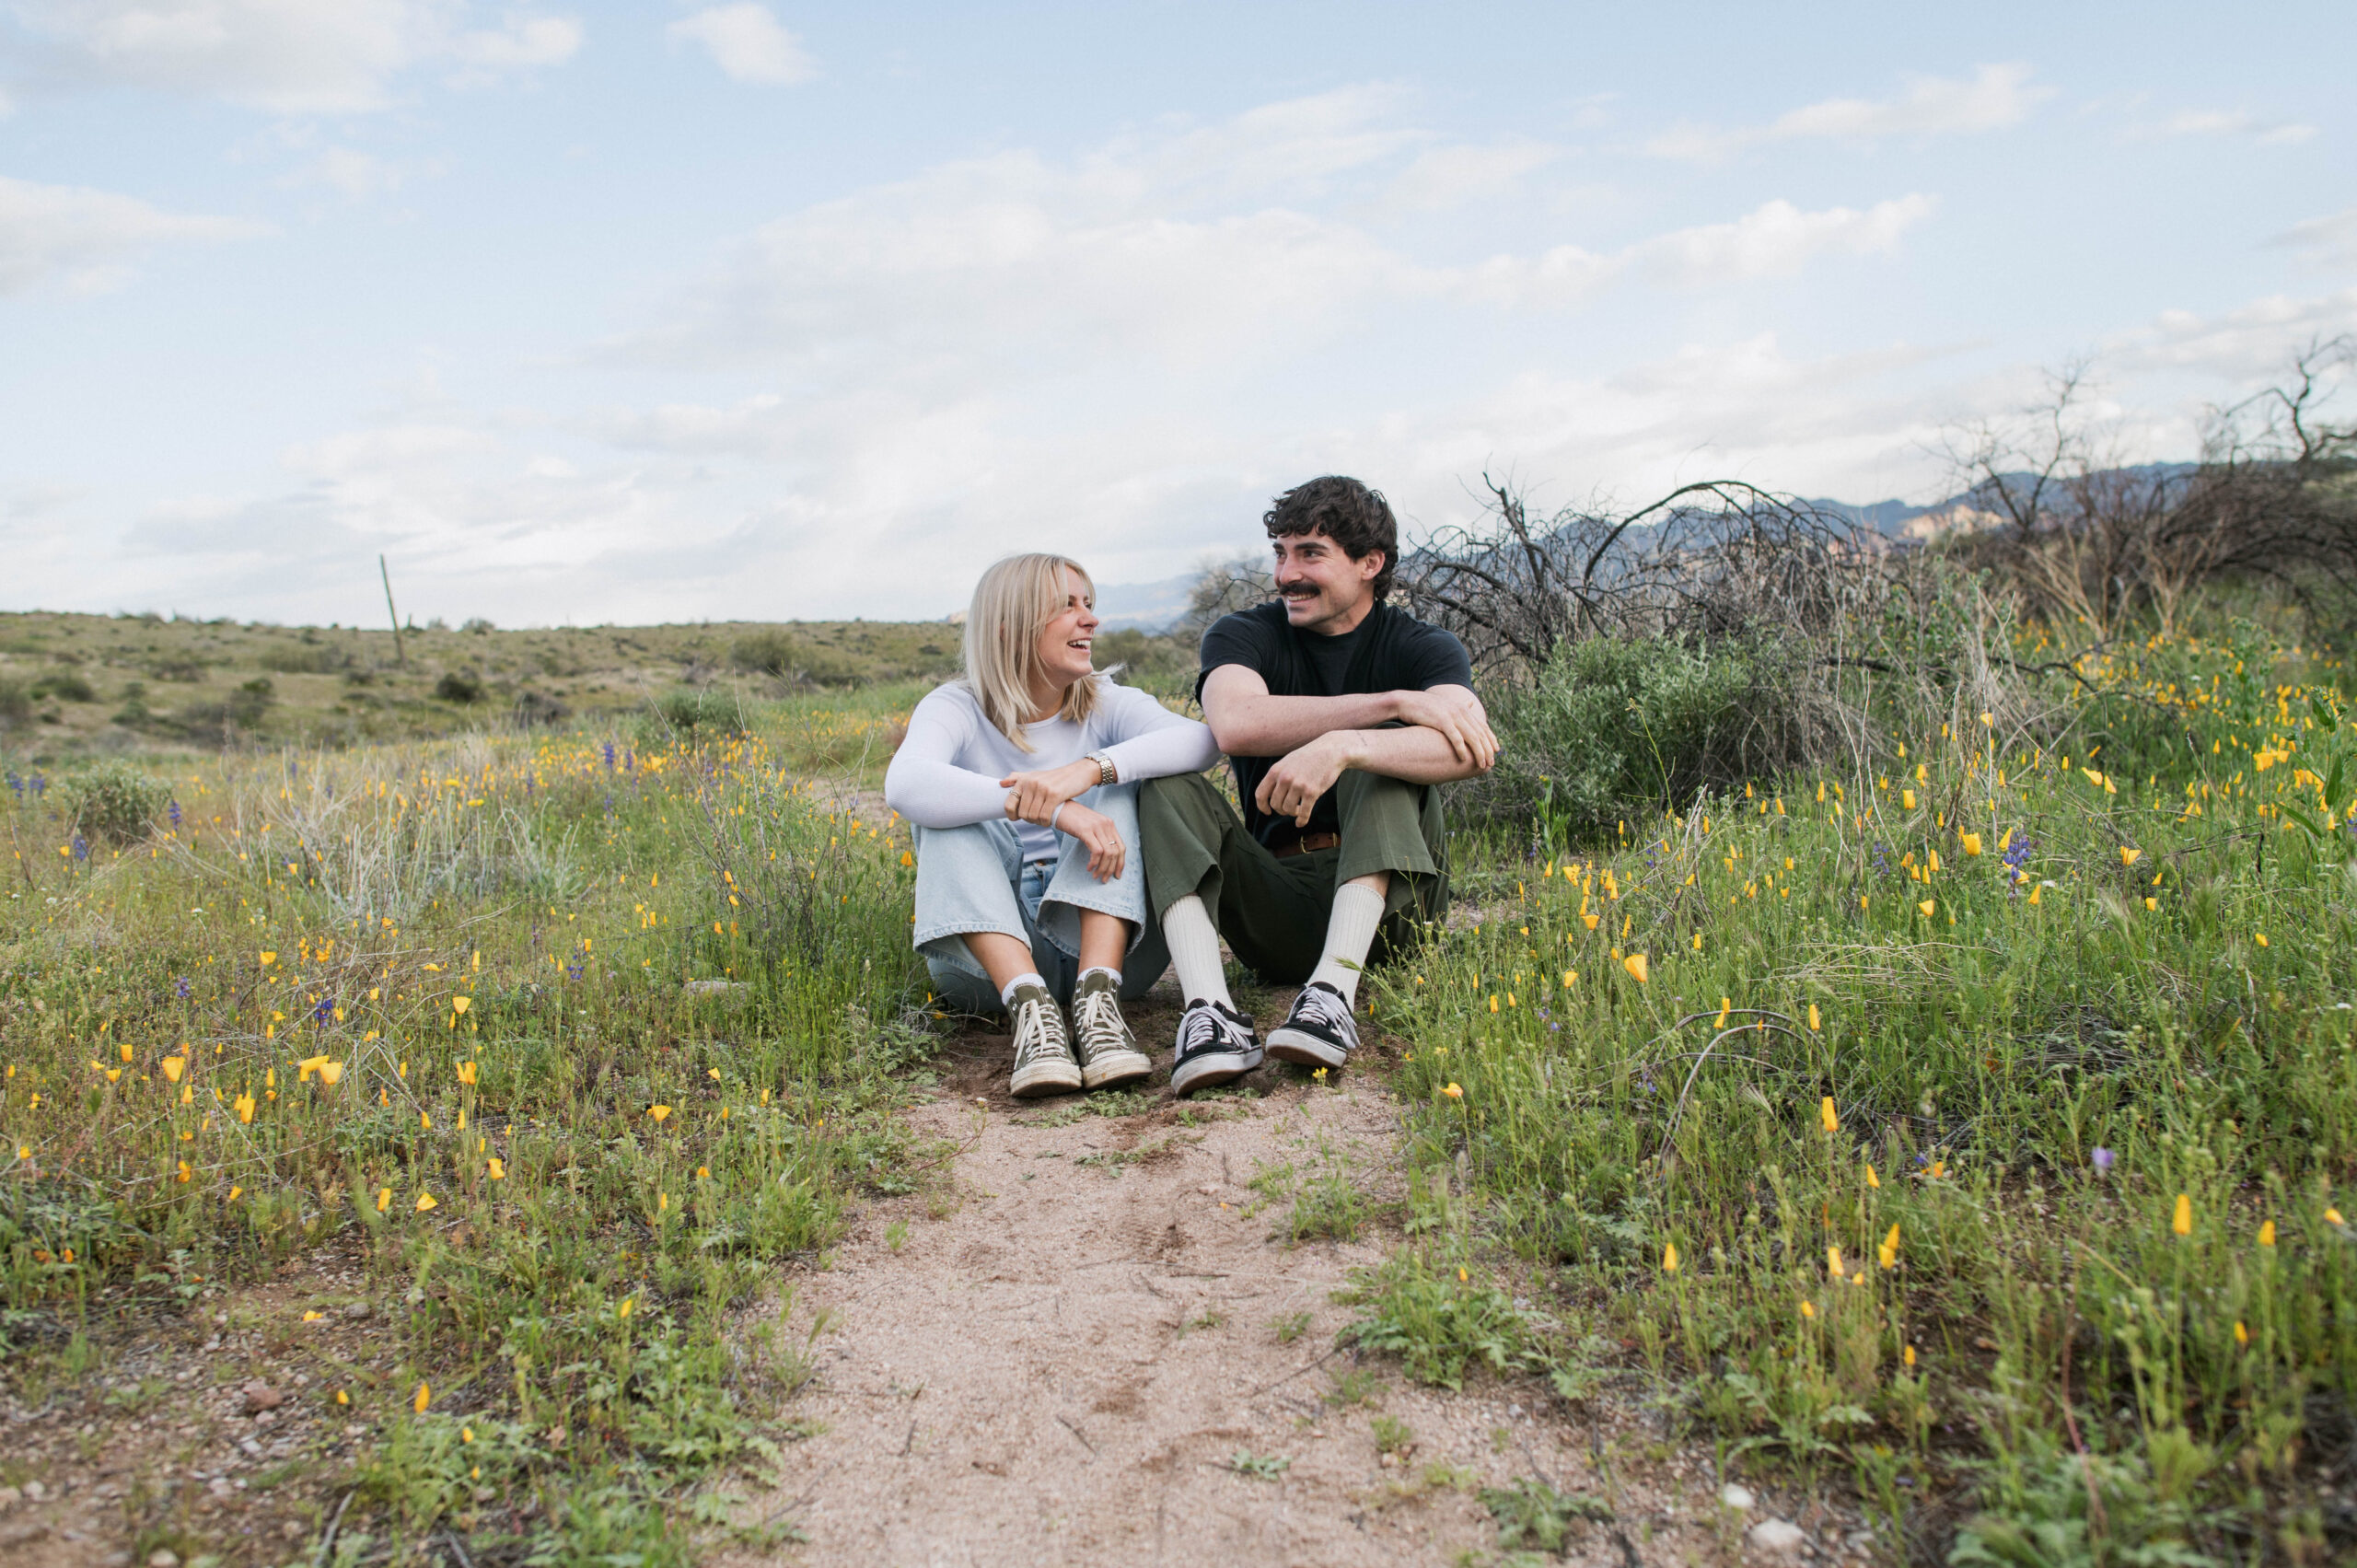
[1171, 1045, 1263, 1098]
[1010, 1058, 1084, 1098]
[1081, 1048, 1154, 1090]
[1265, 1028, 1350, 1069]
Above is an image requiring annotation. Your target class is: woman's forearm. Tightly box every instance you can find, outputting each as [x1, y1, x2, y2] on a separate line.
[1100, 719, 1217, 782]
[883, 758, 1018, 828]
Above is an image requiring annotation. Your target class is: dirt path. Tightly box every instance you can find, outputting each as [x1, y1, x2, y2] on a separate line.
[731, 990, 1852, 1568]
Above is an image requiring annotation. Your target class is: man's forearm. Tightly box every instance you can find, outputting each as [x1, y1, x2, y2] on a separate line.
[1208, 690, 1400, 757]
[1338, 724, 1490, 785]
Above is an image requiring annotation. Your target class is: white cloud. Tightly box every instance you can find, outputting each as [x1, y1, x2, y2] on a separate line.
[0, 172, 265, 295]
[1633, 194, 1934, 286]
[1382, 136, 1562, 213]
[283, 144, 405, 196]
[621, 89, 1929, 379]
[0, 479, 79, 517]
[2135, 108, 2318, 146]
[667, 4, 811, 86]
[1091, 85, 1423, 205]
[1648, 63, 2049, 161]
[83, 331, 1989, 625]
[2109, 287, 2357, 380]
[2, 1, 582, 112]
[447, 11, 575, 69]
[2270, 207, 2357, 270]
[1461, 195, 1935, 307]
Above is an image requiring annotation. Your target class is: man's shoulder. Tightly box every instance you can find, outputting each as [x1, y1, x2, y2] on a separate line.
[1198, 601, 1288, 661]
[1377, 603, 1455, 643]
[1203, 600, 1289, 639]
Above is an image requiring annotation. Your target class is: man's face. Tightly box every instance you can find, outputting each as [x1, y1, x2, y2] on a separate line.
[1271, 529, 1382, 634]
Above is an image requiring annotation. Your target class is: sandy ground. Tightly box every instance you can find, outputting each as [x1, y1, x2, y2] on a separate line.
[729, 989, 1868, 1568]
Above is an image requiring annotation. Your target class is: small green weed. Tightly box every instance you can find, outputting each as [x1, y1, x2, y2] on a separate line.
[1480, 1477, 1614, 1556]
[1227, 1450, 1291, 1481]
[1949, 1434, 2211, 1568]
[1339, 1249, 1549, 1389]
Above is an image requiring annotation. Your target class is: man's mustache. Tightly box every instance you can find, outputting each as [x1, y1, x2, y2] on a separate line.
[1279, 584, 1318, 598]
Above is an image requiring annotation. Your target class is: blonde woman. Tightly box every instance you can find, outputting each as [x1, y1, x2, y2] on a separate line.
[885, 554, 1220, 1097]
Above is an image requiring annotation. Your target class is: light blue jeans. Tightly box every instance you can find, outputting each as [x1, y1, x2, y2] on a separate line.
[912, 781, 1169, 1015]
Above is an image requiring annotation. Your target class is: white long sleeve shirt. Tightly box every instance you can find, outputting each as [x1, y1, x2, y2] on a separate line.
[885, 679, 1218, 862]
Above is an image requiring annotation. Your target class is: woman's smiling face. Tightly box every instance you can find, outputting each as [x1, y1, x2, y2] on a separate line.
[1032, 566, 1099, 696]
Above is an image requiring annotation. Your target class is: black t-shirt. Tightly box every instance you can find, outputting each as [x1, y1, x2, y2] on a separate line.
[1195, 600, 1473, 848]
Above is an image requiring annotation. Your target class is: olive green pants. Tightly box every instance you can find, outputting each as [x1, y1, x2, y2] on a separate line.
[1138, 770, 1449, 986]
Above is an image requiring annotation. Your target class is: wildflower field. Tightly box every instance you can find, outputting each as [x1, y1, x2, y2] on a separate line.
[2, 714, 935, 1564]
[1375, 620, 2357, 1562]
[2, 600, 2354, 1564]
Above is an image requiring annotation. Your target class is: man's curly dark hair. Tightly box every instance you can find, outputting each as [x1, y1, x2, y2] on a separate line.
[1263, 475, 1398, 602]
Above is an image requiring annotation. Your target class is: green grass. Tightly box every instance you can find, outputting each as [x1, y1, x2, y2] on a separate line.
[1369, 619, 2357, 1560]
[1, 715, 933, 1562]
[9, 596, 2355, 1562]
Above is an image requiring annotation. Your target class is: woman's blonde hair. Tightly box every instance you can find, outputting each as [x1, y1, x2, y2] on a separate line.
[962, 552, 1106, 749]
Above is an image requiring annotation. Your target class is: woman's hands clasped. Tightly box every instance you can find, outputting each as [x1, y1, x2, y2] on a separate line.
[1001, 758, 1123, 882]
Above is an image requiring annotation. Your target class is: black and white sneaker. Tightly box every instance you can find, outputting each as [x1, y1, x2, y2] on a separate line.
[1265, 981, 1359, 1069]
[1169, 999, 1262, 1098]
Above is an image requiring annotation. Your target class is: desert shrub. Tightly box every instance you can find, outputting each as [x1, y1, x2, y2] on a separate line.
[435, 671, 483, 703]
[172, 678, 274, 742]
[147, 656, 207, 682]
[637, 690, 748, 748]
[111, 681, 155, 729]
[731, 629, 864, 687]
[730, 628, 799, 677]
[258, 644, 349, 675]
[1483, 633, 1817, 846]
[59, 760, 171, 845]
[0, 678, 29, 727]
[462, 617, 495, 634]
[512, 690, 569, 727]
[29, 670, 96, 703]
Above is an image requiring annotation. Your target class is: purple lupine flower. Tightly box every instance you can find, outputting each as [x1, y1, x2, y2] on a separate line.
[312, 996, 334, 1024]
[2091, 1147, 2115, 1176]
[174, 977, 192, 1000]
[602, 740, 617, 770]
[168, 799, 182, 827]
[70, 835, 88, 861]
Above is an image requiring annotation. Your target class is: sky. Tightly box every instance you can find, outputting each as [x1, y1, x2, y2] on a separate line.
[2, 1, 2352, 627]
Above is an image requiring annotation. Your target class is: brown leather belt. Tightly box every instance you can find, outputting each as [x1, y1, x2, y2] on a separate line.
[1271, 831, 1341, 859]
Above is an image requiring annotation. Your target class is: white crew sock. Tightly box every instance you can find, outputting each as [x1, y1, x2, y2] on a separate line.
[1308, 879, 1387, 1005]
[1161, 895, 1235, 1012]
[998, 971, 1048, 1009]
[1077, 965, 1121, 989]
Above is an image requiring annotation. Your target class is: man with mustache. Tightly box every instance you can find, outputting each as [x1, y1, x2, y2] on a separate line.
[1140, 475, 1497, 1094]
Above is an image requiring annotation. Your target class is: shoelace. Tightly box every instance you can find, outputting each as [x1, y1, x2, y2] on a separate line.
[1292, 985, 1353, 1035]
[1014, 996, 1065, 1066]
[1176, 1004, 1239, 1057]
[1073, 987, 1124, 1056]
